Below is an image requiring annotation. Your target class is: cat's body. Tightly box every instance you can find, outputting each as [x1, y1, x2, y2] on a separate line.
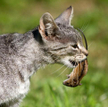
[0, 6, 88, 107]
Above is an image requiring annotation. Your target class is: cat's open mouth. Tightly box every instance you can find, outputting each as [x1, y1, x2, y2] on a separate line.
[69, 57, 87, 67]
[69, 60, 78, 67]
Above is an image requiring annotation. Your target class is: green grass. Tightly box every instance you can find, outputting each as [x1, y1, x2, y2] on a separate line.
[21, 65, 108, 107]
[0, 0, 108, 107]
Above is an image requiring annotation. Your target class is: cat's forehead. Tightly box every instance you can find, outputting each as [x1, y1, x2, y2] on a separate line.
[57, 23, 74, 31]
[56, 23, 82, 44]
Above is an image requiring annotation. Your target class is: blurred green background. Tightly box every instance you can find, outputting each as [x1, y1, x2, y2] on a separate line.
[0, 0, 108, 107]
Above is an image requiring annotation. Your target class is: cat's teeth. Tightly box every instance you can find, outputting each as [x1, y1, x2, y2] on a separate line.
[69, 60, 78, 67]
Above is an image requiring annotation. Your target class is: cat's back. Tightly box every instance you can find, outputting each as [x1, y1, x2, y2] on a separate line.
[0, 33, 15, 65]
[0, 34, 10, 69]
[0, 33, 19, 52]
[0, 33, 30, 104]
[0, 33, 24, 76]
[0, 34, 8, 51]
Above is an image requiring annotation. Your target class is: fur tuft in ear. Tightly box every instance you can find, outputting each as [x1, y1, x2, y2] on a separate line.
[39, 12, 59, 39]
[55, 6, 73, 25]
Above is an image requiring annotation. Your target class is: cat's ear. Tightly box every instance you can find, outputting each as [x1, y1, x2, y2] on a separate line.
[39, 12, 59, 39]
[55, 6, 73, 25]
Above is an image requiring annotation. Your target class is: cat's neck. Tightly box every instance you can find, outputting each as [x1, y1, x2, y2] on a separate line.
[26, 27, 54, 66]
[17, 28, 54, 81]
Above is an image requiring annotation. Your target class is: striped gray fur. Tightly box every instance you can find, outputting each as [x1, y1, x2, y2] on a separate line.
[0, 6, 88, 107]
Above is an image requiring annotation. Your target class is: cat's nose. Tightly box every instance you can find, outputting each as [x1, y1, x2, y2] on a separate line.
[82, 49, 88, 56]
[85, 51, 88, 56]
[79, 46, 88, 56]
[78, 43, 88, 56]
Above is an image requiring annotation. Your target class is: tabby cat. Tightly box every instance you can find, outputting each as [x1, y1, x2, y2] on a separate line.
[0, 6, 88, 107]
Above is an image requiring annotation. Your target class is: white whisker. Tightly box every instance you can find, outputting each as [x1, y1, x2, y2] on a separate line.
[80, 20, 90, 32]
[81, 22, 86, 31]
[88, 42, 93, 49]
[82, 22, 89, 32]
[50, 64, 65, 75]
[56, 66, 68, 78]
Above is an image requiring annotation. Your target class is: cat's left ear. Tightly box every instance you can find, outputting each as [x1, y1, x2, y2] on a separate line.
[39, 12, 59, 39]
[55, 6, 73, 25]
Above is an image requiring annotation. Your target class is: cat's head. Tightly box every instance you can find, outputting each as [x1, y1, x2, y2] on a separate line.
[38, 6, 88, 68]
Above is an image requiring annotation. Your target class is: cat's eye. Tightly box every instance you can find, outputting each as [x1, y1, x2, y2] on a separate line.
[72, 44, 78, 49]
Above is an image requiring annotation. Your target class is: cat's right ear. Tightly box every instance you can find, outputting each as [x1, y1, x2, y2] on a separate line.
[39, 12, 59, 40]
[55, 6, 73, 25]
